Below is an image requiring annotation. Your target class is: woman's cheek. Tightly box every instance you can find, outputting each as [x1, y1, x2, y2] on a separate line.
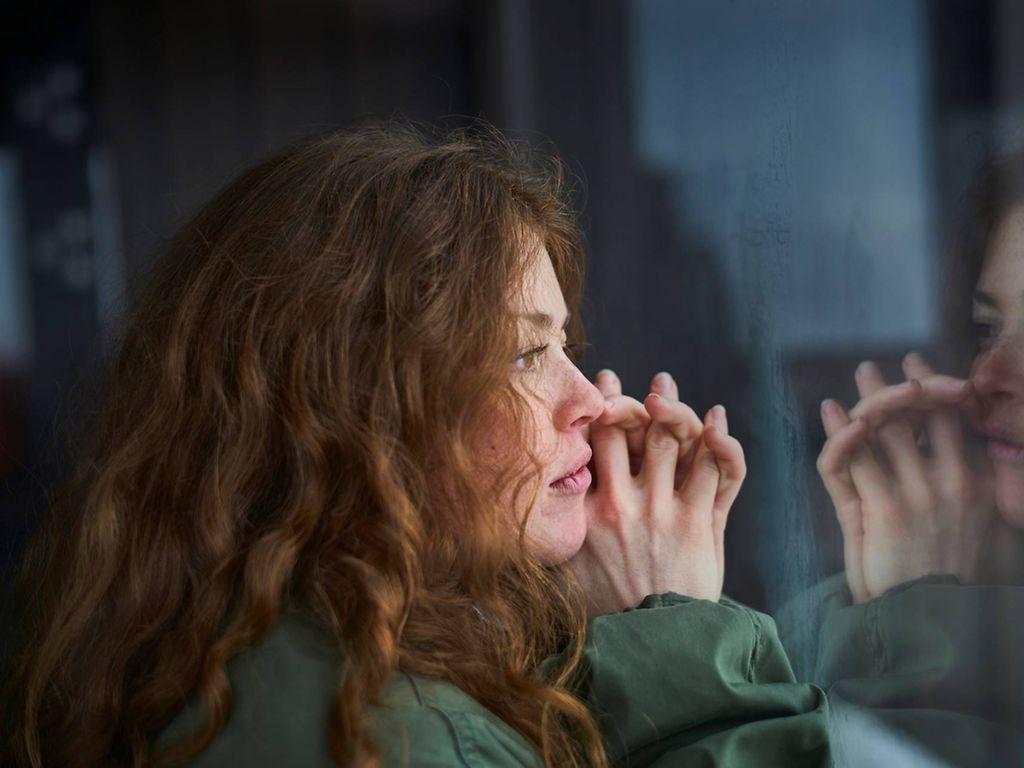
[995, 464, 1024, 530]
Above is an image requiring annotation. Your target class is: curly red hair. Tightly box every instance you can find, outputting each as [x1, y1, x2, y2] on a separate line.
[1, 119, 608, 767]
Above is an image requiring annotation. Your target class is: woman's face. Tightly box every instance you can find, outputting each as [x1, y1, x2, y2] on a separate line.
[477, 245, 606, 564]
[971, 202, 1024, 528]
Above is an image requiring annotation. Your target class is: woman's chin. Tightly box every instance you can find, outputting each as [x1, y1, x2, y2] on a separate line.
[526, 497, 588, 565]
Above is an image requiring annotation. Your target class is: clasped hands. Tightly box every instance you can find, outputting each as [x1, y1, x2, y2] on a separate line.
[568, 353, 1003, 618]
[816, 352, 999, 603]
[566, 369, 746, 618]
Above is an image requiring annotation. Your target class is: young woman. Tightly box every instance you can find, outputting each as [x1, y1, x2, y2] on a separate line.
[806, 150, 1024, 765]
[1, 121, 830, 767]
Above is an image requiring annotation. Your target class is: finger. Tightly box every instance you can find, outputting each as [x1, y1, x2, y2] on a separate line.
[702, 423, 740, 584]
[852, 360, 920, 435]
[874, 386, 933, 506]
[854, 359, 888, 399]
[712, 403, 729, 436]
[823, 397, 896, 514]
[640, 393, 704, 457]
[638, 393, 684, 500]
[817, 400, 870, 603]
[597, 393, 654, 431]
[849, 376, 971, 428]
[847, 380, 922, 428]
[902, 352, 970, 484]
[642, 372, 688, 477]
[594, 368, 622, 398]
[598, 394, 654, 478]
[857, 364, 930, 506]
[650, 370, 680, 401]
[676, 414, 722, 524]
[589, 370, 631, 487]
[817, 400, 868, 513]
[704, 420, 745, 519]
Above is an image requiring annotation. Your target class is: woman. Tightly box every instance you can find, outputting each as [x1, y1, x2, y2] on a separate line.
[804, 149, 1024, 765]
[1, 121, 830, 767]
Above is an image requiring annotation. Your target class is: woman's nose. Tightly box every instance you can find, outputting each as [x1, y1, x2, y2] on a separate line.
[557, 369, 607, 431]
[971, 335, 1024, 402]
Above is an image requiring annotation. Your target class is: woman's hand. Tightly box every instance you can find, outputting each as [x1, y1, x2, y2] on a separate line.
[584, 370, 697, 486]
[816, 353, 994, 603]
[568, 369, 746, 618]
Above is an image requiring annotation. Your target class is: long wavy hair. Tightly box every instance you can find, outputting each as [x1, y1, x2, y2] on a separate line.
[1, 120, 608, 767]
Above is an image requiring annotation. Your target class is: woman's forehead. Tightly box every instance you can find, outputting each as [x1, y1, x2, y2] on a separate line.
[979, 205, 1024, 306]
[514, 247, 568, 319]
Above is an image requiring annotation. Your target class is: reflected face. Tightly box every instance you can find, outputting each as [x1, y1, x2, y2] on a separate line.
[475, 244, 605, 564]
[971, 203, 1024, 528]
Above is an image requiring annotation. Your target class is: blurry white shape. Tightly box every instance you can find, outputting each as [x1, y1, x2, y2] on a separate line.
[88, 147, 125, 356]
[13, 63, 88, 144]
[30, 208, 93, 292]
[830, 702, 957, 767]
[0, 149, 32, 368]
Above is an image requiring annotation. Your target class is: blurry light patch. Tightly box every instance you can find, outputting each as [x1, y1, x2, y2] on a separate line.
[0, 150, 32, 369]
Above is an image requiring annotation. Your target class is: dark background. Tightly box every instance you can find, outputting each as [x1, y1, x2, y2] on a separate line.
[0, 0, 1017, 628]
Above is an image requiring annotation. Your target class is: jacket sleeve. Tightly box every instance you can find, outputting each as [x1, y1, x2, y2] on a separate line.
[542, 592, 832, 767]
[809, 575, 1024, 765]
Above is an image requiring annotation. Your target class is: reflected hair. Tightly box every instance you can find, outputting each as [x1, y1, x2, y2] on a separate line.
[943, 146, 1024, 372]
[1, 119, 607, 767]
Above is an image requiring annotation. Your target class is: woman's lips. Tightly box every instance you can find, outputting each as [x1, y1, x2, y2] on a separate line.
[549, 464, 592, 494]
[988, 438, 1024, 464]
[982, 423, 1024, 464]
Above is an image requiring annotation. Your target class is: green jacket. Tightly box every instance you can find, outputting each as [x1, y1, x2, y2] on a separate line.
[157, 593, 831, 766]
[776, 573, 1024, 767]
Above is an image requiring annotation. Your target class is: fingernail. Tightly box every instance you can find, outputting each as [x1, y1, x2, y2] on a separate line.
[856, 361, 874, 377]
[604, 397, 616, 410]
[646, 392, 662, 401]
[712, 405, 727, 430]
[654, 371, 672, 383]
[597, 369, 617, 380]
[821, 398, 834, 416]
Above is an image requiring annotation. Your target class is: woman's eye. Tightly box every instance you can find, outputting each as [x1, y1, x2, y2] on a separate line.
[513, 342, 586, 371]
[971, 320, 999, 350]
[513, 345, 547, 371]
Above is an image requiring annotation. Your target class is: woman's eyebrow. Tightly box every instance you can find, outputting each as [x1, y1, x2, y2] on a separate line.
[518, 311, 570, 330]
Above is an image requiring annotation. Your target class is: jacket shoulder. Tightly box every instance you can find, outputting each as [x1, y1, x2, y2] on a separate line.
[156, 608, 540, 767]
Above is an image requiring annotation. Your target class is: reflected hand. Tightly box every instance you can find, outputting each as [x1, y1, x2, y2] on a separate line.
[816, 353, 994, 603]
[568, 369, 746, 617]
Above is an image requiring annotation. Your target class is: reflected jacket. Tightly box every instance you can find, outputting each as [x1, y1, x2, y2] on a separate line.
[777, 573, 1024, 766]
[156, 593, 832, 766]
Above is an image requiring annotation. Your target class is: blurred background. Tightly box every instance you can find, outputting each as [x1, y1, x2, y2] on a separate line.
[0, 0, 1019, 629]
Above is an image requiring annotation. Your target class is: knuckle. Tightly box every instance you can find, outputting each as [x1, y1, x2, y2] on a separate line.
[646, 425, 676, 452]
[729, 438, 746, 463]
[697, 457, 720, 479]
[816, 452, 832, 475]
